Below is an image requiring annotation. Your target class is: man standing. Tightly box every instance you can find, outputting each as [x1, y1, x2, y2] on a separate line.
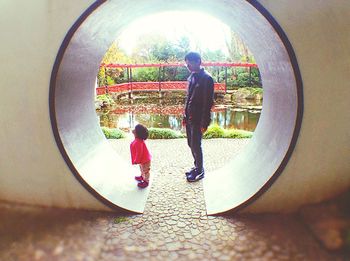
[183, 52, 214, 182]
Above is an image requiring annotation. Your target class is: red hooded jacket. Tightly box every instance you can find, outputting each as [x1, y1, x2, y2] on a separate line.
[130, 138, 151, 164]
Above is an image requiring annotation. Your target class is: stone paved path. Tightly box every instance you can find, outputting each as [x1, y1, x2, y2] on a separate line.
[0, 139, 347, 260]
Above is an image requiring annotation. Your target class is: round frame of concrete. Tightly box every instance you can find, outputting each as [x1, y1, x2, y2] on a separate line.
[49, 0, 303, 214]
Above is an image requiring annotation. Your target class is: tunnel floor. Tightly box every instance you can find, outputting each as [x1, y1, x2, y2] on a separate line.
[0, 139, 345, 260]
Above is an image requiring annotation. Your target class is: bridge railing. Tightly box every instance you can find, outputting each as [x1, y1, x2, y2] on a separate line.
[109, 104, 227, 115]
[96, 62, 258, 96]
[96, 81, 226, 95]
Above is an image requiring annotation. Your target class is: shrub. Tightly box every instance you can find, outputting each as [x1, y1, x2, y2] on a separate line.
[106, 75, 115, 86]
[101, 127, 126, 139]
[203, 124, 225, 139]
[240, 87, 263, 95]
[223, 129, 253, 139]
[148, 128, 185, 139]
[203, 124, 253, 139]
[96, 94, 115, 105]
[226, 67, 262, 88]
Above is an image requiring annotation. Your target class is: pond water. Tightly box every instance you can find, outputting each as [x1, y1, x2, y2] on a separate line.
[97, 98, 261, 132]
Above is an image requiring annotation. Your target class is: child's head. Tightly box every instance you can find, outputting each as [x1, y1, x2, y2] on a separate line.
[133, 124, 149, 140]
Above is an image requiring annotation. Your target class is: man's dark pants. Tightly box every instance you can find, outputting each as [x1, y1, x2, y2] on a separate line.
[186, 122, 203, 173]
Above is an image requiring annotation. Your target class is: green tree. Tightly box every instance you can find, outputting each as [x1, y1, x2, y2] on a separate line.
[97, 42, 130, 86]
[133, 67, 159, 82]
[97, 30, 261, 88]
[202, 49, 227, 62]
[226, 31, 255, 63]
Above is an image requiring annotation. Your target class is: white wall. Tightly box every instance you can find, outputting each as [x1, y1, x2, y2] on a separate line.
[246, 0, 350, 212]
[0, 0, 349, 213]
[0, 0, 109, 210]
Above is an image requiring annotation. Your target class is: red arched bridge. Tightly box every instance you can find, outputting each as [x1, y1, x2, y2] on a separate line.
[96, 62, 258, 96]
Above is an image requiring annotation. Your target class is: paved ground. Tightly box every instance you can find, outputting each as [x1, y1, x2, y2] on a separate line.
[0, 139, 347, 260]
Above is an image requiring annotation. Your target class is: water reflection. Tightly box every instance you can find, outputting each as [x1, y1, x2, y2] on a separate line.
[211, 109, 260, 131]
[97, 103, 260, 132]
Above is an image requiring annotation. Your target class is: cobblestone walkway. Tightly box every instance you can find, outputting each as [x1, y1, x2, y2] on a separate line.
[0, 139, 347, 260]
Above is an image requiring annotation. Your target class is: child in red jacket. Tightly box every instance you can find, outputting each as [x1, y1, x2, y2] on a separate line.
[130, 124, 152, 188]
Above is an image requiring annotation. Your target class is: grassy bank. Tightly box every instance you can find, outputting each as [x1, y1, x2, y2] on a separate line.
[101, 125, 252, 140]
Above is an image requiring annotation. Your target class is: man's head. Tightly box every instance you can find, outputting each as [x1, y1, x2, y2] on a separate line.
[185, 52, 202, 72]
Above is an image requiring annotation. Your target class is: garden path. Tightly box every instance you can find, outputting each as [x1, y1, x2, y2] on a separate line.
[0, 139, 345, 260]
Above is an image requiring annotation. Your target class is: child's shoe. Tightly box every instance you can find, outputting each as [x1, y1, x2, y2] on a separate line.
[137, 180, 149, 188]
[135, 175, 143, 181]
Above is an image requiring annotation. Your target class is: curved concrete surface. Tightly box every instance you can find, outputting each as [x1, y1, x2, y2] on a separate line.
[0, 0, 349, 214]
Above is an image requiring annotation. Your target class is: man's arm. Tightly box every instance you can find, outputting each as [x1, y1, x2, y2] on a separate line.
[200, 76, 214, 132]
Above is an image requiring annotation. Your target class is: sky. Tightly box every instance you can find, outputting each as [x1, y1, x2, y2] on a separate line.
[117, 11, 232, 56]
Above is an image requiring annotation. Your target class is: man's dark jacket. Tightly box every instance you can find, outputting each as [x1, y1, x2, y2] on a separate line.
[184, 68, 214, 128]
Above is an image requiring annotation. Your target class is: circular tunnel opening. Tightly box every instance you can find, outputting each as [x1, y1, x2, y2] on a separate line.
[50, 0, 303, 214]
[95, 10, 261, 156]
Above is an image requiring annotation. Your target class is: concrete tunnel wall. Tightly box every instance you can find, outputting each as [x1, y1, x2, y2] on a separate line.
[0, 0, 349, 214]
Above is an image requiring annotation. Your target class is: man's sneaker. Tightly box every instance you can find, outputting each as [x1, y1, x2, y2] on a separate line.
[185, 167, 196, 178]
[137, 180, 149, 188]
[135, 175, 143, 181]
[187, 169, 204, 182]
